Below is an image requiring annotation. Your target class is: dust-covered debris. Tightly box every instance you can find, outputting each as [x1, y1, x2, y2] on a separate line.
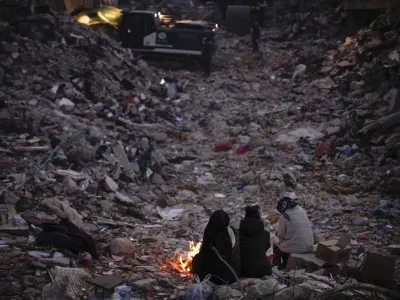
[0, 0, 400, 299]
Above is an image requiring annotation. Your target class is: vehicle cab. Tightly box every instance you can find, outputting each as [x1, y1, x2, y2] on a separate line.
[120, 11, 218, 57]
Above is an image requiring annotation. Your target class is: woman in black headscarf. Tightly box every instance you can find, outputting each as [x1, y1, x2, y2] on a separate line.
[192, 209, 240, 284]
[239, 205, 272, 278]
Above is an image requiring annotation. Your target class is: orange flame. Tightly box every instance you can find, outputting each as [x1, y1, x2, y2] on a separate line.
[165, 241, 202, 275]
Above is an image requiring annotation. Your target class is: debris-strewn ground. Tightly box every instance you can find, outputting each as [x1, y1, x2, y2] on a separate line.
[0, 0, 400, 299]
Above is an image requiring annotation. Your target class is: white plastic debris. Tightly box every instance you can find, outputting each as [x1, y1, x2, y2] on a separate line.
[51, 84, 59, 94]
[157, 206, 185, 220]
[58, 98, 75, 111]
[29, 99, 38, 106]
[291, 64, 307, 80]
[276, 128, 324, 145]
[215, 193, 226, 198]
[27, 251, 51, 258]
[146, 167, 153, 178]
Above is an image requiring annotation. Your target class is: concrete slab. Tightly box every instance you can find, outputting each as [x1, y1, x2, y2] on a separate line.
[286, 253, 327, 271]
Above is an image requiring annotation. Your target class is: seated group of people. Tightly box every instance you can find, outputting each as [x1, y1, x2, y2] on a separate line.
[192, 197, 314, 284]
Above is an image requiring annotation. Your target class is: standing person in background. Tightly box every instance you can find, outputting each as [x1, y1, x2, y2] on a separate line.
[239, 205, 272, 278]
[252, 22, 261, 53]
[273, 197, 314, 270]
[137, 144, 154, 178]
[202, 36, 213, 77]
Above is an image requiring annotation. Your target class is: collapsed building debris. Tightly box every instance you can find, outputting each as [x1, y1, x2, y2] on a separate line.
[0, 0, 400, 299]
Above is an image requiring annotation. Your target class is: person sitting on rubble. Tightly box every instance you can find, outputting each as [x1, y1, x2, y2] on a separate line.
[272, 197, 314, 270]
[239, 205, 272, 278]
[192, 209, 240, 284]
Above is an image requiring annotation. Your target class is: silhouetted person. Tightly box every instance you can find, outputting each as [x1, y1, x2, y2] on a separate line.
[192, 210, 240, 284]
[240, 205, 272, 278]
[137, 144, 154, 178]
[252, 22, 260, 53]
[202, 37, 213, 76]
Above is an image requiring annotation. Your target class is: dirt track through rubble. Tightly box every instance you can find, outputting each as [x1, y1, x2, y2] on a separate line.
[1, 4, 400, 298]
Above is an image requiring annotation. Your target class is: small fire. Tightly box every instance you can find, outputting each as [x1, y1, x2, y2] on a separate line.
[165, 241, 202, 275]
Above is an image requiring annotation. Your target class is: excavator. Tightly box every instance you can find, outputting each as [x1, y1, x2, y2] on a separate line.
[71, 5, 218, 66]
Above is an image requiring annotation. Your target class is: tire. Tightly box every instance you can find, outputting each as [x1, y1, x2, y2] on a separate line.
[226, 5, 250, 35]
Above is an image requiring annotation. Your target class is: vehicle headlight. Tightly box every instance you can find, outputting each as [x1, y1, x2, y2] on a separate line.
[78, 15, 90, 24]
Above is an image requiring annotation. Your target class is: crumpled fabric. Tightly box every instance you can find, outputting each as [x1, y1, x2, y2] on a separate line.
[29, 218, 98, 259]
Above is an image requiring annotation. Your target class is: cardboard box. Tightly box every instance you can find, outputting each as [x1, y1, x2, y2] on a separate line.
[315, 238, 351, 264]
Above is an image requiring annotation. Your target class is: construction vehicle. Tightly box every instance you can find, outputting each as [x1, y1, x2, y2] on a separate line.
[72, 6, 218, 65]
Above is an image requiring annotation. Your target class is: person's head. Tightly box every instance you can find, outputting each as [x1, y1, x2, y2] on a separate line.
[202, 209, 230, 247]
[277, 197, 297, 220]
[245, 205, 260, 219]
[208, 209, 229, 229]
[254, 22, 259, 27]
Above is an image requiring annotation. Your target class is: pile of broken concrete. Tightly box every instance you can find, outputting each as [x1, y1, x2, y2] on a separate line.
[0, 1, 400, 300]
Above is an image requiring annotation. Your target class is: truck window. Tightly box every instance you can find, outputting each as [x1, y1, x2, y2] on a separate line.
[121, 13, 142, 31]
[144, 16, 157, 34]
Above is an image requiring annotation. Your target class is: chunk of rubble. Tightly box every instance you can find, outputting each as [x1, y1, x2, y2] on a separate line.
[102, 176, 119, 192]
[132, 278, 157, 290]
[109, 238, 135, 256]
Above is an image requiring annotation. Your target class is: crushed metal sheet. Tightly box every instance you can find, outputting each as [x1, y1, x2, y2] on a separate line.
[48, 266, 92, 299]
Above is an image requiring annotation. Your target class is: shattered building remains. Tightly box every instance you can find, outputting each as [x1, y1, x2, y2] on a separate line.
[0, 0, 400, 299]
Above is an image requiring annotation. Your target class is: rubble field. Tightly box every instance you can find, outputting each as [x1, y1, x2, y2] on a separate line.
[0, 0, 400, 299]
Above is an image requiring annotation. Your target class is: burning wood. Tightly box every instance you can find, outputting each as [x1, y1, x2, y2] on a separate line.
[164, 241, 201, 275]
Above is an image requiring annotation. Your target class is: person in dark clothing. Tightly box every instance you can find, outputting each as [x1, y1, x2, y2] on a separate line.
[192, 210, 240, 284]
[272, 244, 291, 271]
[239, 205, 272, 278]
[252, 22, 261, 53]
[201, 37, 213, 76]
[137, 144, 154, 178]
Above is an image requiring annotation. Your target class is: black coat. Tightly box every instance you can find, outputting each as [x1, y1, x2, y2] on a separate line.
[252, 25, 260, 42]
[239, 218, 272, 278]
[192, 210, 240, 284]
[201, 40, 213, 61]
